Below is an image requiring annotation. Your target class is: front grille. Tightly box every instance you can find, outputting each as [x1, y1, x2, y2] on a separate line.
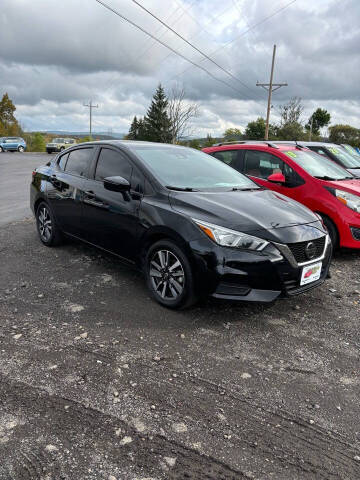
[351, 227, 360, 241]
[287, 236, 326, 264]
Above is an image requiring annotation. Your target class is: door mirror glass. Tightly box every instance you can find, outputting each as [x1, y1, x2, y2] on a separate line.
[267, 172, 286, 184]
[103, 176, 130, 192]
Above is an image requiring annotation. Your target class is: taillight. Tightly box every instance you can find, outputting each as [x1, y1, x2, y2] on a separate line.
[32, 170, 37, 179]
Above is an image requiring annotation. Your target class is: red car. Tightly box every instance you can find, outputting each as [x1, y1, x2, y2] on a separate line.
[203, 142, 360, 249]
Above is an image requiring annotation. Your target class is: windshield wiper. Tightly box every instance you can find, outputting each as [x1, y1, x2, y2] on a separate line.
[165, 185, 197, 191]
[314, 176, 336, 180]
[231, 187, 260, 191]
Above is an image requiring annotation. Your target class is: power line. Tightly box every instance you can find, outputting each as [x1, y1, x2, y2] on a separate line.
[94, 0, 252, 99]
[133, 0, 198, 64]
[156, 1, 240, 78]
[130, 0, 256, 94]
[169, 0, 297, 88]
[171, 0, 232, 42]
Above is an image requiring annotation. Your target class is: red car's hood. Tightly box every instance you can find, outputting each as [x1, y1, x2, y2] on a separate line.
[325, 178, 360, 195]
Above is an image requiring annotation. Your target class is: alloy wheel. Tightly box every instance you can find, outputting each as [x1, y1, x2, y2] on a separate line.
[149, 249, 185, 300]
[38, 206, 52, 242]
[18, 146, 24, 152]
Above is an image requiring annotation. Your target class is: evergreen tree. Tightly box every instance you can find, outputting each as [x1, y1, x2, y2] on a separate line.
[137, 117, 146, 140]
[127, 116, 139, 140]
[144, 84, 172, 143]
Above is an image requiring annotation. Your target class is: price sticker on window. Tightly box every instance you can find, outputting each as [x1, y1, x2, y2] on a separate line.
[286, 151, 297, 158]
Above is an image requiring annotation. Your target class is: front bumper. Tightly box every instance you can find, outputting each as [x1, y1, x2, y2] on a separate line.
[189, 234, 332, 303]
[46, 147, 61, 153]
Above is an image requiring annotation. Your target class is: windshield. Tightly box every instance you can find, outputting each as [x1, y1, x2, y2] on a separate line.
[53, 138, 65, 143]
[284, 149, 355, 180]
[342, 144, 359, 156]
[326, 146, 360, 168]
[131, 145, 258, 190]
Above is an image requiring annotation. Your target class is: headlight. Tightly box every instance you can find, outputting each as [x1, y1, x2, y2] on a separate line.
[334, 190, 360, 213]
[192, 218, 269, 250]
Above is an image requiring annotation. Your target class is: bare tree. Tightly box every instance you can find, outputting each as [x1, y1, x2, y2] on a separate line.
[279, 96, 304, 126]
[167, 85, 199, 144]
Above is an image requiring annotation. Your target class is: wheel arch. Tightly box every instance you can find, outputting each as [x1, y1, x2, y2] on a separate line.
[34, 196, 49, 215]
[138, 226, 191, 267]
[315, 211, 339, 246]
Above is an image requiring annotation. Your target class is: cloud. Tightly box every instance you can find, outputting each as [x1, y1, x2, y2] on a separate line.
[0, 0, 359, 134]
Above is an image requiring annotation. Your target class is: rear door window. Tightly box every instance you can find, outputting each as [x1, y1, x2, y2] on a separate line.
[65, 148, 93, 177]
[95, 148, 132, 182]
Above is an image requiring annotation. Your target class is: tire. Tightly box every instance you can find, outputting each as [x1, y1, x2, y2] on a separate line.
[60, 147, 65, 151]
[18, 146, 25, 152]
[0, 146, 3, 153]
[36, 202, 63, 246]
[320, 214, 338, 248]
[145, 239, 197, 309]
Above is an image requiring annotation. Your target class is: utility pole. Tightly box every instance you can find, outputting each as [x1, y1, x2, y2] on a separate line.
[256, 45, 287, 140]
[83, 100, 99, 138]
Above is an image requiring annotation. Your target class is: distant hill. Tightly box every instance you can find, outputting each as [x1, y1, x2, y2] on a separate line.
[28, 130, 126, 140]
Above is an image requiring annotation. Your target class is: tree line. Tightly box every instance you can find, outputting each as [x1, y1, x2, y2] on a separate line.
[217, 97, 360, 148]
[2, 89, 360, 152]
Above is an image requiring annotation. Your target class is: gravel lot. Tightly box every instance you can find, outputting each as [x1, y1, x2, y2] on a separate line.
[0, 152, 49, 226]
[0, 152, 360, 479]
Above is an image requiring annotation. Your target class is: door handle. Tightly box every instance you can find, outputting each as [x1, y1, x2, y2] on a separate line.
[84, 190, 96, 199]
[50, 174, 61, 187]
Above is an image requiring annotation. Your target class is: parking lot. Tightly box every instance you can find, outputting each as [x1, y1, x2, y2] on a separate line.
[1, 152, 360, 479]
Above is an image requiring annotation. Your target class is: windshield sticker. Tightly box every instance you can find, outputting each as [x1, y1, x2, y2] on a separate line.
[286, 151, 297, 158]
[329, 147, 339, 154]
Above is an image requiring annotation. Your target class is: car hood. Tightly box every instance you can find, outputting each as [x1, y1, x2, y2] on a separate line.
[325, 178, 360, 194]
[347, 168, 360, 178]
[169, 189, 320, 235]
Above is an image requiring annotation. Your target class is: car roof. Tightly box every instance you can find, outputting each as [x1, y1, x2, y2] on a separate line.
[274, 141, 340, 148]
[203, 142, 301, 152]
[77, 140, 192, 151]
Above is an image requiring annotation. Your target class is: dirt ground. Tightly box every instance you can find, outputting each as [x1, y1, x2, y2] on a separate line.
[0, 218, 359, 479]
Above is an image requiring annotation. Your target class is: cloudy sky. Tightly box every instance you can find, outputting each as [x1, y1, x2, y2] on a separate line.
[1, 0, 359, 136]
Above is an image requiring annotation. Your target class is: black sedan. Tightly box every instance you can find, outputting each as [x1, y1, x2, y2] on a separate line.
[30, 141, 332, 308]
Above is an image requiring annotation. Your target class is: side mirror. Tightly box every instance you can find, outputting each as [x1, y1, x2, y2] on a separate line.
[268, 172, 286, 184]
[103, 176, 130, 193]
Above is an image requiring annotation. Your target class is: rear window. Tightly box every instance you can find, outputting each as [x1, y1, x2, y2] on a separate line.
[65, 148, 93, 177]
